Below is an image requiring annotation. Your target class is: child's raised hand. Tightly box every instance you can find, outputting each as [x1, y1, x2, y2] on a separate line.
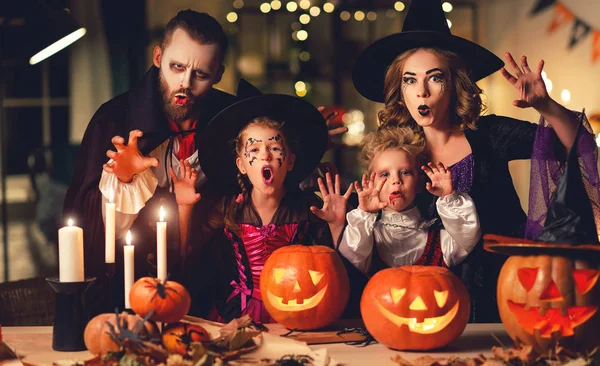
[422, 162, 454, 198]
[354, 172, 388, 213]
[169, 159, 201, 207]
[310, 172, 353, 226]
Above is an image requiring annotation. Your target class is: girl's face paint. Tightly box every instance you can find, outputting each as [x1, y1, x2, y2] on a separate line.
[236, 125, 295, 197]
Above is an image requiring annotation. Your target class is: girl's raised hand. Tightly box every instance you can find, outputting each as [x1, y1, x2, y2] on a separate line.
[310, 172, 353, 225]
[169, 159, 201, 207]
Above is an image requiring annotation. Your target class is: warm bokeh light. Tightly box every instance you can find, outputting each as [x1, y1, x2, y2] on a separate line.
[226, 12, 238, 23]
[299, 14, 311, 24]
[286, 1, 298, 12]
[354, 11, 365, 21]
[260, 3, 271, 13]
[297, 30, 308, 41]
[271, 0, 282, 10]
[299, 0, 311, 10]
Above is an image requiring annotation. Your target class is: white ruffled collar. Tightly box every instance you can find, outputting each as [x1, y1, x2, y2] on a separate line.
[379, 207, 432, 230]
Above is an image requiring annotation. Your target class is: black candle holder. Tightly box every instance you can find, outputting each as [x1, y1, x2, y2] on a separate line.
[46, 277, 96, 351]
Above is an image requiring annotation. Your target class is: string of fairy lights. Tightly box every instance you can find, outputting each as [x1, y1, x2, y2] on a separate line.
[226, 1, 455, 42]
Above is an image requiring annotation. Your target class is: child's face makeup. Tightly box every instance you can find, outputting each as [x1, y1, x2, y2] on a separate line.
[236, 125, 295, 196]
[400, 49, 452, 129]
[370, 149, 420, 212]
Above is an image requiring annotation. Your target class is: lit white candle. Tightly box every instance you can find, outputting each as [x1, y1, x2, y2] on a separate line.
[124, 230, 134, 309]
[105, 189, 116, 263]
[58, 218, 84, 282]
[157, 206, 167, 282]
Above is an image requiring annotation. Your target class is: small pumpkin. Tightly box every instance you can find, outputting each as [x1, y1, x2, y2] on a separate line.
[130, 277, 191, 323]
[260, 245, 350, 330]
[83, 312, 159, 356]
[162, 322, 210, 355]
[361, 266, 470, 350]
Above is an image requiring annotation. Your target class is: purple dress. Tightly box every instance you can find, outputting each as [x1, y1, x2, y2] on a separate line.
[418, 112, 599, 323]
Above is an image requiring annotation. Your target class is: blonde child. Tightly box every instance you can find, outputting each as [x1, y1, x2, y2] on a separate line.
[339, 127, 481, 274]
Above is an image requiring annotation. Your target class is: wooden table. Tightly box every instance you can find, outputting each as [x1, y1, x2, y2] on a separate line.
[1, 324, 511, 365]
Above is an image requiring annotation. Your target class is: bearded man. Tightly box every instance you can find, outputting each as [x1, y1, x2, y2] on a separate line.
[63, 10, 238, 313]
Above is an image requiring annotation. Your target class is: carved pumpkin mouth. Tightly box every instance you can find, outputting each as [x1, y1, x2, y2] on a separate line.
[507, 300, 597, 338]
[266, 285, 328, 312]
[374, 298, 460, 334]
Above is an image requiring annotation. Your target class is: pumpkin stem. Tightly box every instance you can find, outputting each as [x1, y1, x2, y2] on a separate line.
[156, 281, 167, 299]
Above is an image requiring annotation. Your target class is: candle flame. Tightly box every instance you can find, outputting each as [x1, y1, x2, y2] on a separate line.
[160, 205, 166, 222]
[109, 188, 114, 203]
[126, 230, 132, 245]
[68, 218, 74, 226]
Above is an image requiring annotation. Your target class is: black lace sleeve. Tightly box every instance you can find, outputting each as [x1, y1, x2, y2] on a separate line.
[476, 114, 538, 161]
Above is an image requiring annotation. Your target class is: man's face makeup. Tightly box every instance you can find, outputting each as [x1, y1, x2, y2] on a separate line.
[370, 149, 419, 213]
[154, 28, 224, 123]
[400, 49, 452, 129]
[236, 125, 295, 196]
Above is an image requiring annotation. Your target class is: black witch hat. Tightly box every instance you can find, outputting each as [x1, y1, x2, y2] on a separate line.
[485, 111, 600, 257]
[198, 82, 328, 186]
[352, 0, 504, 103]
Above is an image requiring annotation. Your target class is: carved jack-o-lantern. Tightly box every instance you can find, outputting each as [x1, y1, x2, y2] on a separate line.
[496, 254, 600, 353]
[361, 266, 470, 350]
[260, 245, 350, 330]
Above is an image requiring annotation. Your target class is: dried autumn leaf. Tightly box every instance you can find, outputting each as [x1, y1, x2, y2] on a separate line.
[218, 315, 253, 343]
[480, 361, 506, 366]
[229, 329, 261, 351]
[516, 344, 537, 363]
[491, 346, 511, 362]
[391, 354, 450, 366]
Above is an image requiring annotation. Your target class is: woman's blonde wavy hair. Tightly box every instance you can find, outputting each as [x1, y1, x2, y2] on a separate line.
[360, 126, 426, 174]
[377, 47, 485, 134]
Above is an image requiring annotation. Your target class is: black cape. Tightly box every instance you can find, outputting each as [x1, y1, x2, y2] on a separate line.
[63, 66, 237, 315]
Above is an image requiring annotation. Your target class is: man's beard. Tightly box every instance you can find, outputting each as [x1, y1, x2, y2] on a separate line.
[158, 70, 200, 123]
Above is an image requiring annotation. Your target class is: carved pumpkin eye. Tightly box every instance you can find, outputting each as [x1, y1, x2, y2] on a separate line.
[517, 267, 539, 292]
[539, 279, 563, 301]
[309, 270, 324, 286]
[573, 269, 600, 295]
[273, 268, 287, 284]
[390, 287, 406, 304]
[434, 290, 449, 308]
[409, 296, 428, 311]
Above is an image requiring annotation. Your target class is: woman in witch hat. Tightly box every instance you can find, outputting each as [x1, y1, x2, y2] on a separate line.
[352, 0, 595, 322]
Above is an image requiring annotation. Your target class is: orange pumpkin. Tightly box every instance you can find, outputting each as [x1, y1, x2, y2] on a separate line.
[162, 322, 210, 355]
[361, 266, 470, 350]
[260, 245, 350, 330]
[496, 255, 600, 353]
[83, 312, 159, 356]
[130, 277, 191, 323]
